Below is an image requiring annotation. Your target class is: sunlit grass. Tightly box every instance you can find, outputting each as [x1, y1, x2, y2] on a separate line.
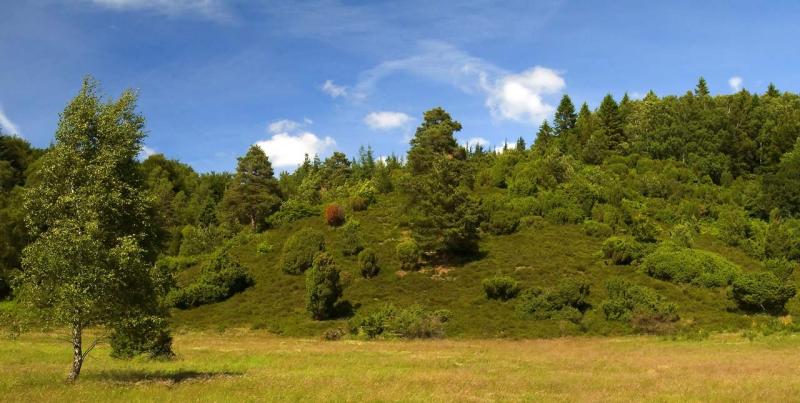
[3, 331, 800, 401]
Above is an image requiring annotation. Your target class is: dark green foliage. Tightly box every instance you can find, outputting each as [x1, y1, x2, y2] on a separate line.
[305, 252, 342, 320]
[553, 94, 577, 137]
[515, 278, 590, 322]
[178, 224, 227, 256]
[732, 272, 796, 313]
[110, 315, 173, 359]
[764, 259, 796, 282]
[601, 236, 644, 265]
[267, 199, 317, 226]
[481, 210, 519, 235]
[350, 304, 451, 339]
[219, 145, 282, 230]
[640, 245, 740, 287]
[357, 248, 379, 278]
[601, 278, 678, 323]
[169, 251, 253, 309]
[396, 238, 420, 270]
[482, 276, 520, 300]
[339, 220, 363, 256]
[280, 228, 325, 274]
[763, 138, 800, 216]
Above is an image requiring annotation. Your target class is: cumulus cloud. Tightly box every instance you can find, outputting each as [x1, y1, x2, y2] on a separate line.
[364, 111, 412, 130]
[461, 137, 490, 148]
[90, 0, 231, 21]
[485, 67, 565, 124]
[0, 105, 21, 136]
[258, 119, 336, 169]
[729, 76, 743, 92]
[321, 80, 348, 98]
[349, 41, 565, 125]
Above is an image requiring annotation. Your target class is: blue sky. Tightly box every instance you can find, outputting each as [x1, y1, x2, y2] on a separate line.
[1, 1, 799, 172]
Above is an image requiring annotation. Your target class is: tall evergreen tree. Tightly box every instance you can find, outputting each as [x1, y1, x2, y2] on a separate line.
[553, 94, 577, 137]
[515, 136, 526, 152]
[403, 107, 481, 256]
[19, 78, 170, 382]
[595, 94, 626, 152]
[219, 145, 282, 230]
[695, 77, 710, 97]
[533, 120, 554, 154]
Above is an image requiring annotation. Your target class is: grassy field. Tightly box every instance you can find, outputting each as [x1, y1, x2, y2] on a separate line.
[3, 331, 800, 401]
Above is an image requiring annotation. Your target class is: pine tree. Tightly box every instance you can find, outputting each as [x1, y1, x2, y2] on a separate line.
[553, 94, 577, 136]
[219, 145, 282, 230]
[533, 121, 554, 154]
[305, 252, 342, 320]
[515, 136, 526, 152]
[596, 94, 625, 152]
[766, 83, 780, 97]
[695, 77, 710, 97]
[403, 107, 481, 256]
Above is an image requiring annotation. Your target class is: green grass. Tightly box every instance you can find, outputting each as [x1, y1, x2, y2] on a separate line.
[166, 193, 790, 338]
[4, 331, 800, 401]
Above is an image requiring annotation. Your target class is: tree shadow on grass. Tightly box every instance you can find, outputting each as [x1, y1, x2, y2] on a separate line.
[91, 369, 243, 385]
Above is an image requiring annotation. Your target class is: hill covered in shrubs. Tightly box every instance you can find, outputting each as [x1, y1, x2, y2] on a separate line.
[3, 78, 800, 339]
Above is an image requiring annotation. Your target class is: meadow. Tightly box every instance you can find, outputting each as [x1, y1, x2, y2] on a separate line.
[3, 331, 800, 402]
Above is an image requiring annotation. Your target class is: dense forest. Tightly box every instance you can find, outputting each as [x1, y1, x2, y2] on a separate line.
[3, 77, 800, 363]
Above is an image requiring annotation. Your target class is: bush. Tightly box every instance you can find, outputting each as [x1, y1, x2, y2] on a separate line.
[396, 238, 421, 270]
[350, 304, 451, 339]
[630, 217, 659, 243]
[601, 278, 678, 323]
[110, 315, 174, 359]
[601, 236, 644, 265]
[305, 252, 343, 320]
[324, 203, 346, 226]
[669, 221, 697, 248]
[583, 220, 613, 238]
[716, 207, 751, 246]
[267, 199, 317, 226]
[168, 252, 253, 309]
[339, 220, 363, 256]
[358, 248, 379, 278]
[178, 225, 226, 256]
[515, 278, 590, 323]
[640, 245, 740, 287]
[732, 271, 796, 313]
[481, 210, 519, 235]
[280, 228, 325, 274]
[350, 196, 368, 211]
[256, 241, 273, 255]
[482, 276, 521, 300]
[764, 258, 796, 282]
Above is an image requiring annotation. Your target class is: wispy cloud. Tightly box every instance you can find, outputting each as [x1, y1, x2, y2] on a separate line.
[345, 41, 565, 125]
[364, 111, 412, 130]
[729, 76, 743, 92]
[321, 80, 348, 98]
[90, 0, 232, 22]
[0, 105, 21, 136]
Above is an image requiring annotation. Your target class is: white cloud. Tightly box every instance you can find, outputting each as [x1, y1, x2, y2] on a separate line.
[90, 0, 231, 21]
[461, 137, 490, 148]
[485, 67, 565, 124]
[256, 132, 336, 169]
[729, 76, 743, 92]
[141, 145, 157, 156]
[268, 119, 302, 134]
[349, 41, 565, 125]
[0, 105, 21, 136]
[321, 80, 348, 98]
[364, 111, 412, 130]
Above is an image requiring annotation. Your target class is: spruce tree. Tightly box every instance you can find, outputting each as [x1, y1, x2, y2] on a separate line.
[595, 94, 625, 152]
[533, 121, 554, 154]
[515, 136, 526, 152]
[553, 94, 577, 136]
[695, 77, 710, 97]
[219, 145, 282, 230]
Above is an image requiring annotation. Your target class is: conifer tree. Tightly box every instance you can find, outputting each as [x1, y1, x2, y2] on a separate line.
[553, 94, 577, 136]
[219, 145, 282, 230]
[695, 77, 710, 97]
[533, 121, 554, 154]
[595, 94, 626, 152]
[515, 136, 526, 152]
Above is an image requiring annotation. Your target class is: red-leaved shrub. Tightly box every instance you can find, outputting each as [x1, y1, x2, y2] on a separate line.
[324, 203, 346, 226]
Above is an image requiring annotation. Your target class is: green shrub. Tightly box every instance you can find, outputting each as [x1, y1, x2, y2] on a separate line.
[716, 207, 751, 246]
[601, 236, 644, 265]
[396, 238, 421, 270]
[339, 220, 363, 256]
[350, 304, 451, 339]
[582, 220, 613, 238]
[518, 215, 546, 229]
[630, 217, 659, 243]
[640, 245, 740, 287]
[764, 258, 796, 282]
[280, 228, 325, 274]
[256, 241, 273, 255]
[178, 225, 226, 256]
[482, 276, 521, 300]
[601, 278, 678, 323]
[732, 271, 796, 313]
[481, 210, 519, 235]
[515, 278, 590, 323]
[110, 315, 173, 359]
[350, 196, 368, 211]
[358, 248, 379, 278]
[267, 199, 317, 226]
[305, 252, 342, 320]
[669, 221, 697, 248]
[168, 252, 253, 309]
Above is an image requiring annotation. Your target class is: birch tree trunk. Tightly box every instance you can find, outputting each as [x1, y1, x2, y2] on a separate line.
[67, 323, 83, 382]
